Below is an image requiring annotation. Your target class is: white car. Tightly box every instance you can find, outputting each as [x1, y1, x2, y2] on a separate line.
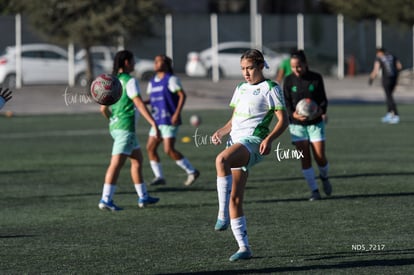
[76, 46, 155, 81]
[0, 43, 101, 88]
[185, 41, 289, 79]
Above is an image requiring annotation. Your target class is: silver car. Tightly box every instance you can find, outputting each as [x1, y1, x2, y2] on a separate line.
[0, 43, 101, 88]
[76, 46, 155, 81]
[185, 41, 288, 79]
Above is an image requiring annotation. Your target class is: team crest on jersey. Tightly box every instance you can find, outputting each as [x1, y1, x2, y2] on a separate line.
[253, 89, 260, 95]
[292, 86, 297, 92]
[309, 84, 315, 92]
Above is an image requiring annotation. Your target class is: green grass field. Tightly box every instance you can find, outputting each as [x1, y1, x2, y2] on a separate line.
[1, 104, 414, 274]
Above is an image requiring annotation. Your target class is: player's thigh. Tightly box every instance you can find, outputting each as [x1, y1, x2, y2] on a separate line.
[217, 143, 250, 168]
[129, 148, 143, 166]
[146, 135, 161, 150]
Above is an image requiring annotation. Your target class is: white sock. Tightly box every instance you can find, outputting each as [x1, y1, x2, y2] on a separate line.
[318, 163, 329, 179]
[101, 183, 116, 202]
[176, 158, 195, 174]
[150, 161, 164, 179]
[134, 183, 148, 199]
[231, 216, 249, 250]
[217, 175, 232, 221]
[302, 167, 318, 191]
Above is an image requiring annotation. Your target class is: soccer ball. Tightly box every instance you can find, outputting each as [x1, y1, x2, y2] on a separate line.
[90, 74, 122, 106]
[295, 98, 319, 120]
[190, 114, 201, 127]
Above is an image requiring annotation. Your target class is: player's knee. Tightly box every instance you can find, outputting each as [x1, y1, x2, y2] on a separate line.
[215, 154, 227, 168]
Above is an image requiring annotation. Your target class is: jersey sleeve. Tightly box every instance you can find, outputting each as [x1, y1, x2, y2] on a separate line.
[168, 76, 183, 93]
[267, 81, 286, 111]
[146, 82, 152, 95]
[126, 78, 141, 99]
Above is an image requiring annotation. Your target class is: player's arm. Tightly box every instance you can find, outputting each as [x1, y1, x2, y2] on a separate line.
[260, 108, 289, 155]
[275, 68, 284, 84]
[132, 96, 160, 138]
[212, 111, 233, 145]
[396, 59, 403, 72]
[369, 60, 381, 84]
[127, 78, 160, 137]
[169, 76, 187, 125]
[171, 89, 186, 126]
[100, 105, 111, 120]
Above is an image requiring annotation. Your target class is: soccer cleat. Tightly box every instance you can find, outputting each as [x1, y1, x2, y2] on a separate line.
[388, 115, 400, 124]
[381, 113, 393, 123]
[138, 196, 160, 208]
[309, 190, 321, 201]
[150, 177, 166, 186]
[214, 219, 230, 231]
[98, 200, 123, 211]
[320, 175, 332, 196]
[184, 169, 200, 186]
[229, 248, 252, 262]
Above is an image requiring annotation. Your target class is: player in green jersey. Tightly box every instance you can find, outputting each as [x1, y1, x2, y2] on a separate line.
[98, 50, 160, 211]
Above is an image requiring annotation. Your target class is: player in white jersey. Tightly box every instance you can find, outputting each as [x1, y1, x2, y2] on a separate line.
[211, 49, 288, 261]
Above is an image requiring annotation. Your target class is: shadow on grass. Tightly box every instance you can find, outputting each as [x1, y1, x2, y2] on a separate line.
[250, 171, 414, 184]
[161, 249, 414, 274]
[0, 234, 36, 239]
[0, 170, 42, 175]
[252, 191, 414, 204]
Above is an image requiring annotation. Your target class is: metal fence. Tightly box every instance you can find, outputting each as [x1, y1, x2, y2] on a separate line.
[1, 13, 413, 77]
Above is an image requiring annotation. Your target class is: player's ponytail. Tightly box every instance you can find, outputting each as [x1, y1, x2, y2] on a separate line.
[113, 50, 134, 75]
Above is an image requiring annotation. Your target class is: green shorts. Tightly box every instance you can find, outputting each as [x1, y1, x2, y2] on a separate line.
[227, 136, 264, 171]
[110, 130, 139, 155]
[149, 125, 179, 138]
[289, 121, 325, 143]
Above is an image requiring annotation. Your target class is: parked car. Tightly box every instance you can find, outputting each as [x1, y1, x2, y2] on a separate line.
[0, 43, 102, 88]
[185, 41, 289, 79]
[76, 46, 155, 81]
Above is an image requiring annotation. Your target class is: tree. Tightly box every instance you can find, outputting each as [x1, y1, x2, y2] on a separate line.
[321, 0, 414, 26]
[1, 0, 165, 85]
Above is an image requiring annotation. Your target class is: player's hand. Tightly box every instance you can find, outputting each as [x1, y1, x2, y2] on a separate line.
[322, 114, 328, 124]
[153, 126, 161, 139]
[293, 111, 308, 122]
[211, 131, 222, 145]
[368, 78, 373, 86]
[0, 88, 12, 102]
[259, 139, 271, 155]
[171, 113, 180, 126]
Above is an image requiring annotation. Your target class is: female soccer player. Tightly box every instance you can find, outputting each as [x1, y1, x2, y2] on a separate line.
[146, 54, 199, 186]
[368, 48, 403, 124]
[98, 50, 160, 211]
[283, 50, 332, 201]
[211, 49, 288, 261]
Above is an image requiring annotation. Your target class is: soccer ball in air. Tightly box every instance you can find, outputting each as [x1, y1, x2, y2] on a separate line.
[190, 114, 201, 127]
[90, 74, 122, 106]
[295, 98, 319, 120]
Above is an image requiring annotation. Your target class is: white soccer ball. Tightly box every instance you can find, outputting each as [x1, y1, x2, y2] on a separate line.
[296, 98, 319, 120]
[90, 74, 122, 106]
[190, 114, 201, 127]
